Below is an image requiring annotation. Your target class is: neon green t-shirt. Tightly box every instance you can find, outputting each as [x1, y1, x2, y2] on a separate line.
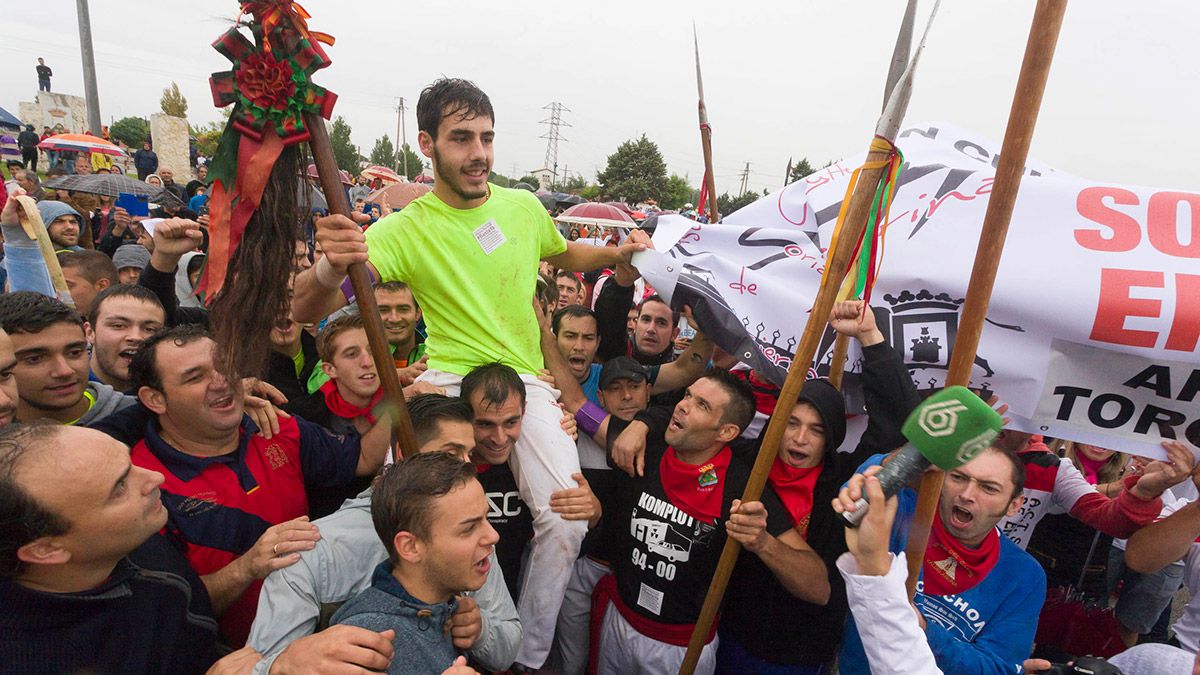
[365, 184, 566, 376]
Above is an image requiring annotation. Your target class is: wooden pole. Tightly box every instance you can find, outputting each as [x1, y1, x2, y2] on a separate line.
[14, 195, 72, 305]
[694, 24, 720, 224]
[304, 111, 419, 459]
[679, 4, 941, 670]
[904, 0, 1068, 597]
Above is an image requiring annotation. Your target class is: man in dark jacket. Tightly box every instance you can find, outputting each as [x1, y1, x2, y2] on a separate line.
[17, 126, 39, 172]
[133, 141, 158, 180]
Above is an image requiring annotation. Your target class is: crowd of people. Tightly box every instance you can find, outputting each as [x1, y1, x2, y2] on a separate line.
[0, 76, 1198, 675]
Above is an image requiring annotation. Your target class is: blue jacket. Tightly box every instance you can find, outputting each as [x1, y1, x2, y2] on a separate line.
[838, 453, 1046, 675]
[332, 562, 461, 674]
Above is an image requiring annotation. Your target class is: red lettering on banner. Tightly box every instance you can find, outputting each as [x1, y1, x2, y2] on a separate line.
[1076, 187, 1141, 252]
[1090, 268, 1163, 348]
[1166, 273, 1200, 352]
[1148, 192, 1200, 259]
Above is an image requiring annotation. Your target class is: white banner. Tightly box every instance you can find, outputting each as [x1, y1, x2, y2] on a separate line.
[633, 122, 1199, 459]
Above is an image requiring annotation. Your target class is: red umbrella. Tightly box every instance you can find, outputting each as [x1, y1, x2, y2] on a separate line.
[306, 164, 353, 185]
[367, 182, 432, 210]
[361, 165, 403, 185]
[38, 133, 128, 157]
[556, 202, 637, 229]
[604, 201, 634, 215]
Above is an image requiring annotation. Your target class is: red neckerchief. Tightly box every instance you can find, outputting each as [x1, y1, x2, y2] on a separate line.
[922, 512, 1000, 596]
[768, 457, 823, 536]
[660, 446, 732, 524]
[319, 379, 383, 425]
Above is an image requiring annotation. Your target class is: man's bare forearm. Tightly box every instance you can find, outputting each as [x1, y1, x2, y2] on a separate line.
[292, 268, 348, 324]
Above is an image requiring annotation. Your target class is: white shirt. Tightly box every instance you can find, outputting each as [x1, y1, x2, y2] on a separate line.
[837, 551, 943, 675]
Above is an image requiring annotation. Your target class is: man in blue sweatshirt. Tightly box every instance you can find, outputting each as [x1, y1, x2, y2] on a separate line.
[333, 450, 500, 674]
[835, 444, 1046, 675]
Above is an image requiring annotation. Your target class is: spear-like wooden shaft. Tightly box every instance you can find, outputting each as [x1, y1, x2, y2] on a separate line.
[304, 111, 418, 459]
[828, 0, 918, 392]
[678, 6, 939, 671]
[904, 0, 1068, 597]
[695, 24, 719, 224]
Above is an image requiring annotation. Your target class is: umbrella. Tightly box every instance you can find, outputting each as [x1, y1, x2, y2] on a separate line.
[361, 165, 403, 185]
[305, 164, 353, 186]
[604, 201, 634, 215]
[512, 182, 535, 192]
[0, 106, 21, 131]
[38, 133, 128, 157]
[537, 193, 557, 210]
[367, 182, 431, 210]
[44, 173, 182, 206]
[412, 174, 434, 184]
[298, 180, 328, 211]
[559, 194, 585, 206]
[556, 202, 637, 229]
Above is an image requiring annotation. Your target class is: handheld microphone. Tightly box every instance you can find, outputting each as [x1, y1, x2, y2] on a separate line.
[842, 385, 1002, 527]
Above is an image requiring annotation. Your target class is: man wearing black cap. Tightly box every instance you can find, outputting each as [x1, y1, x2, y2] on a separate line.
[717, 300, 922, 673]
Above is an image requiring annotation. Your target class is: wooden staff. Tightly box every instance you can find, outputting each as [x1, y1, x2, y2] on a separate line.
[679, 4, 941, 670]
[904, 0, 1069, 597]
[14, 195, 73, 306]
[694, 24, 720, 224]
[827, 0, 917, 391]
[304, 111, 419, 459]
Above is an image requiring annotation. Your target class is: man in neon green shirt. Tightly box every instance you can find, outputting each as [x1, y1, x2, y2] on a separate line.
[292, 77, 646, 670]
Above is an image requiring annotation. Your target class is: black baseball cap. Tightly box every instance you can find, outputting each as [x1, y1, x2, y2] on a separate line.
[599, 356, 650, 389]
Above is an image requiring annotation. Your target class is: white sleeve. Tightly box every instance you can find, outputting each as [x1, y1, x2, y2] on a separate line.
[837, 552, 944, 675]
[1051, 457, 1098, 514]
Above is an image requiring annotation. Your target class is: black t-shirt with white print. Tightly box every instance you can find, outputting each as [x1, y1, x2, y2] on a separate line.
[475, 462, 532, 600]
[606, 415, 792, 625]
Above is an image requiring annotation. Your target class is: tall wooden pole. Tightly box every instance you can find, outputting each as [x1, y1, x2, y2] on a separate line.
[904, 0, 1068, 597]
[304, 111, 419, 458]
[827, 0, 918, 392]
[694, 24, 720, 224]
[678, 9, 940, 670]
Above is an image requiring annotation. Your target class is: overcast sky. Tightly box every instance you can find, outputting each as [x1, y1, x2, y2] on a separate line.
[2, 1, 1196, 195]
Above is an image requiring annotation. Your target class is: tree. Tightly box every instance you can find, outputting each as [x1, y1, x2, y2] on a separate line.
[397, 143, 424, 180]
[787, 157, 818, 184]
[110, 117, 149, 147]
[369, 134, 396, 168]
[190, 108, 230, 158]
[556, 174, 589, 193]
[659, 174, 694, 210]
[160, 81, 188, 117]
[597, 135, 668, 204]
[717, 190, 761, 216]
[328, 116, 360, 173]
[580, 184, 602, 200]
[517, 175, 541, 188]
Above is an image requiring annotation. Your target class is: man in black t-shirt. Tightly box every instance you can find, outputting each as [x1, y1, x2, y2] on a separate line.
[36, 58, 52, 91]
[595, 369, 830, 675]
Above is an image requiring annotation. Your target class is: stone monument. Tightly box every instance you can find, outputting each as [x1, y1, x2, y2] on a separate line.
[150, 113, 191, 178]
[18, 92, 89, 133]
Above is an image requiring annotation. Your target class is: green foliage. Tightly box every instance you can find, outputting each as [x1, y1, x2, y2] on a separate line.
[160, 81, 188, 118]
[369, 134, 396, 168]
[110, 117, 149, 147]
[787, 157, 817, 184]
[580, 184, 602, 200]
[328, 116, 360, 173]
[517, 175, 541, 188]
[597, 135, 668, 204]
[659, 174, 694, 210]
[397, 144, 424, 180]
[556, 174, 589, 193]
[190, 113, 227, 159]
[717, 191, 760, 216]
[489, 171, 513, 187]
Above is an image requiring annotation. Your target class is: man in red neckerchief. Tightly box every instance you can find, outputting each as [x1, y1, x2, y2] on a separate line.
[594, 369, 828, 675]
[835, 445, 1045, 674]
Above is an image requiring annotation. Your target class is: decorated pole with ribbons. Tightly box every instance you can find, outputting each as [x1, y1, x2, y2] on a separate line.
[694, 24, 720, 225]
[678, 6, 940, 673]
[828, 0, 917, 391]
[202, 1, 416, 457]
[903, 0, 1069, 597]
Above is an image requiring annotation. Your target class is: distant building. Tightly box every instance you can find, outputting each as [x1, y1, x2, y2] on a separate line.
[531, 167, 555, 191]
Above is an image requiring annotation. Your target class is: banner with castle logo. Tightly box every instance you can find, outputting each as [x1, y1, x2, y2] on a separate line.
[632, 122, 1198, 460]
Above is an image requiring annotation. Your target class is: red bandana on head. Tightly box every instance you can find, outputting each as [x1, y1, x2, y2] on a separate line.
[660, 446, 732, 524]
[922, 511, 1000, 596]
[319, 379, 382, 425]
[768, 458, 822, 536]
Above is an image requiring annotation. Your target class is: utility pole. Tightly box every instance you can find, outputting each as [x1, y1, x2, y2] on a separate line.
[75, 0, 102, 134]
[539, 102, 570, 186]
[394, 97, 409, 178]
[784, 157, 793, 188]
[738, 162, 751, 196]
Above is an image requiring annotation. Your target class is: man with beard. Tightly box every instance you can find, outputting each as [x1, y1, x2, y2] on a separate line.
[291, 76, 646, 671]
[39, 201, 85, 251]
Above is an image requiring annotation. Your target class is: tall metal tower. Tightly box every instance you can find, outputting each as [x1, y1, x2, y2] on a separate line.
[539, 102, 571, 185]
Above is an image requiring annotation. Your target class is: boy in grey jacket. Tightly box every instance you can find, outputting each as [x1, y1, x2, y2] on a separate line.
[333, 451, 500, 674]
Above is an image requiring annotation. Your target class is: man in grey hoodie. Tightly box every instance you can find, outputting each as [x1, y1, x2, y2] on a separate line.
[333, 451, 500, 675]
[0, 292, 135, 426]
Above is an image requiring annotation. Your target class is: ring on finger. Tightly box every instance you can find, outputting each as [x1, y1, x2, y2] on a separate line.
[272, 544, 279, 556]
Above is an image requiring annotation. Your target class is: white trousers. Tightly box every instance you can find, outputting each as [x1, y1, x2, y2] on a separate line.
[419, 369, 587, 668]
[596, 601, 718, 675]
[554, 557, 611, 675]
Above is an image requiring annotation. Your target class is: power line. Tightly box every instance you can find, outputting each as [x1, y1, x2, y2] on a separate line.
[539, 101, 570, 186]
[738, 161, 751, 196]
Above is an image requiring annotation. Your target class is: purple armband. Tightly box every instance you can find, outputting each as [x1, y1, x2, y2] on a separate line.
[575, 401, 608, 438]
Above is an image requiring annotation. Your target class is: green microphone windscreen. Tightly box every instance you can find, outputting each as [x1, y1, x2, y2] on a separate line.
[901, 385, 1003, 471]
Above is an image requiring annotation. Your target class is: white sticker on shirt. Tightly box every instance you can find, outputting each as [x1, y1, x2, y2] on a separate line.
[473, 219, 507, 255]
[637, 582, 664, 616]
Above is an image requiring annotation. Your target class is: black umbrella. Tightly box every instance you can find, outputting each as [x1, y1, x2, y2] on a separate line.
[44, 173, 183, 206]
[512, 182, 536, 192]
[537, 193, 557, 210]
[298, 179, 328, 211]
[557, 194, 585, 206]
